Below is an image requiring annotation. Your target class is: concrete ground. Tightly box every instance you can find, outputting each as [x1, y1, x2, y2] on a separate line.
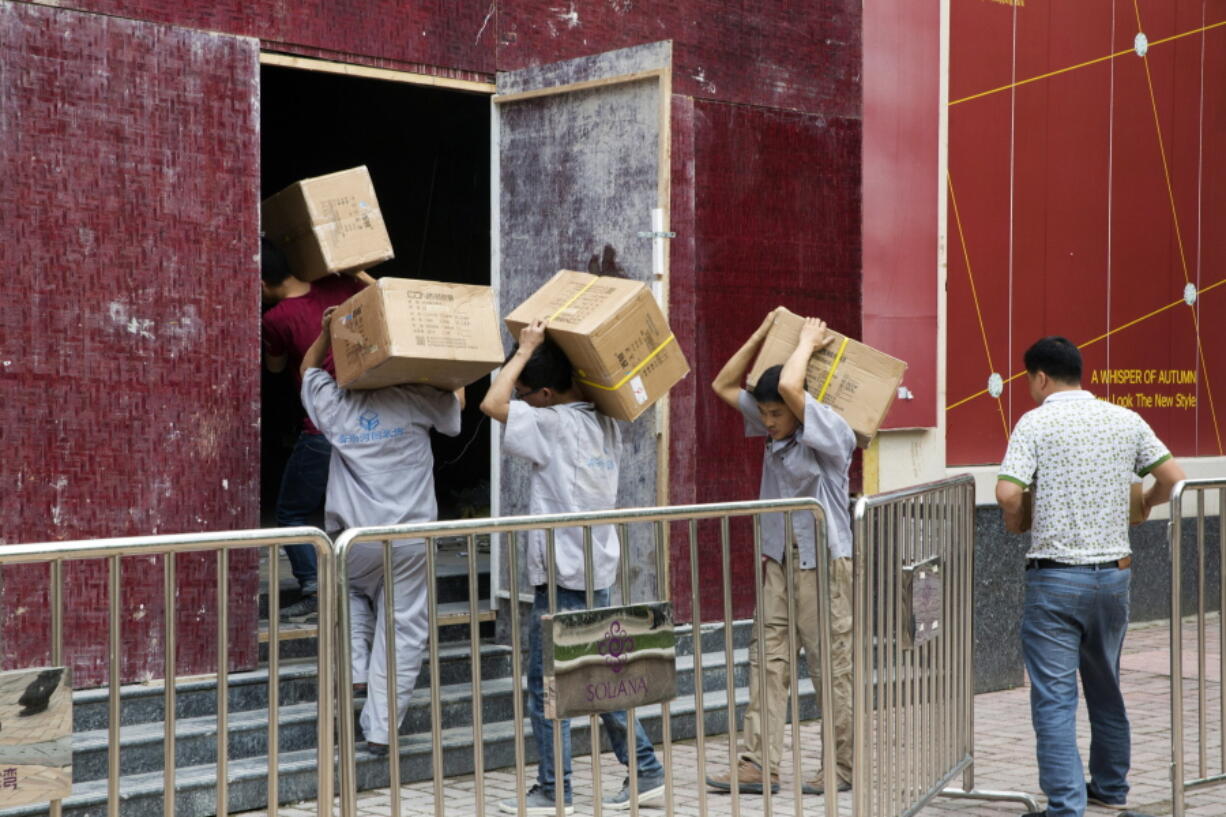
[239, 615, 1224, 817]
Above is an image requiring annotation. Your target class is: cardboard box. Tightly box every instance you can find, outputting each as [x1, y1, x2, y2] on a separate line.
[747, 307, 907, 447]
[505, 270, 690, 421]
[262, 166, 394, 281]
[330, 278, 503, 390]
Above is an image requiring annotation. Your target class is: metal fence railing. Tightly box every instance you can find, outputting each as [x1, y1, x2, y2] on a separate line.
[334, 498, 843, 817]
[1169, 478, 1226, 816]
[851, 475, 1037, 817]
[0, 527, 335, 817]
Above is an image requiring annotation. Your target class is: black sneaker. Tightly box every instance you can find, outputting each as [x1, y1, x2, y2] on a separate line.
[1087, 783, 1130, 811]
[1022, 811, 1047, 817]
[279, 594, 318, 623]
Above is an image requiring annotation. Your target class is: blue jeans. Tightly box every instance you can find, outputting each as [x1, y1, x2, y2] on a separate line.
[1021, 564, 1131, 817]
[275, 432, 332, 594]
[529, 585, 664, 798]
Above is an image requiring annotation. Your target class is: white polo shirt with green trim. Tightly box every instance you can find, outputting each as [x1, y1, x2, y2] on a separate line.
[998, 389, 1171, 564]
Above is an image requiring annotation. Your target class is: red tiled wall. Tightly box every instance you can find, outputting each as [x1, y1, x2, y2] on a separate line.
[0, 2, 261, 686]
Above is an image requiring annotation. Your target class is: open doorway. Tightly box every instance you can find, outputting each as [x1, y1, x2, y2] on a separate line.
[259, 62, 492, 527]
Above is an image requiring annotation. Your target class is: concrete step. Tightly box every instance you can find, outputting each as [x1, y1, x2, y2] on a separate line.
[71, 641, 512, 732]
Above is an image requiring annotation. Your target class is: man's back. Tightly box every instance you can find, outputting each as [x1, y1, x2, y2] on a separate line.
[1001, 390, 1171, 563]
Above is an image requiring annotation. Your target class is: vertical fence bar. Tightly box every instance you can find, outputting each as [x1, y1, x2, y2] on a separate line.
[962, 483, 975, 792]
[50, 560, 64, 817]
[267, 547, 280, 817]
[338, 539, 358, 817]
[468, 533, 487, 817]
[720, 516, 741, 817]
[654, 520, 674, 817]
[108, 554, 122, 817]
[583, 525, 604, 817]
[1197, 492, 1207, 779]
[384, 540, 403, 817]
[851, 499, 871, 817]
[163, 553, 178, 817]
[506, 530, 528, 817]
[751, 516, 772, 816]
[546, 528, 564, 817]
[688, 519, 708, 817]
[782, 514, 802, 817]
[813, 511, 837, 817]
[1221, 487, 1226, 777]
[314, 536, 334, 817]
[1171, 484, 1186, 817]
[874, 503, 886, 816]
[426, 537, 444, 817]
[217, 549, 230, 817]
[618, 522, 639, 817]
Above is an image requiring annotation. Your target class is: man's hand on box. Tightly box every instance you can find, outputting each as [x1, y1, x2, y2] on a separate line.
[519, 318, 547, 352]
[753, 307, 780, 340]
[799, 317, 833, 351]
[321, 306, 337, 335]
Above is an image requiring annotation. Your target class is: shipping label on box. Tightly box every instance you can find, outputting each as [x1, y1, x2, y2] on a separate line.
[331, 278, 503, 391]
[748, 307, 907, 447]
[505, 270, 690, 421]
[262, 165, 394, 282]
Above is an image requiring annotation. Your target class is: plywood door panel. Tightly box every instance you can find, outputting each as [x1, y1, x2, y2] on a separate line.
[495, 42, 669, 606]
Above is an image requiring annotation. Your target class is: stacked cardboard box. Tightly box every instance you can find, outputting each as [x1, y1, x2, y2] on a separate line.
[505, 270, 690, 421]
[262, 165, 394, 281]
[747, 307, 907, 447]
[330, 278, 503, 391]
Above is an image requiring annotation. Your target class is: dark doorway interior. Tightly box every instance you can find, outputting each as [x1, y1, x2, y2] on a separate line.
[260, 63, 492, 527]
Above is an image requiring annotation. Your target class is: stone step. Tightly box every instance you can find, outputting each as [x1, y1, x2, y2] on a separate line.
[71, 641, 513, 731]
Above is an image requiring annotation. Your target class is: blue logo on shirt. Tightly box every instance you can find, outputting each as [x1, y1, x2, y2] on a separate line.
[359, 410, 380, 431]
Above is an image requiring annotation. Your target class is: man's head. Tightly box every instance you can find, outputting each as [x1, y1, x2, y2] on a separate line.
[260, 236, 296, 305]
[751, 365, 801, 440]
[511, 338, 578, 407]
[1023, 336, 1082, 402]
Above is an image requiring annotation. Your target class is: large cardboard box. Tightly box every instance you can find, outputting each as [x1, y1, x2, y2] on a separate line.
[505, 270, 690, 421]
[262, 166, 394, 281]
[747, 307, 907, 447]
[330, 278, 503, 391]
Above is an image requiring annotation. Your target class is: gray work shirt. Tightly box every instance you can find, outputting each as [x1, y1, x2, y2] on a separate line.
[503, 400, 622, 591]
[301, 368, 462, 535]
[738, 390, 855, 563]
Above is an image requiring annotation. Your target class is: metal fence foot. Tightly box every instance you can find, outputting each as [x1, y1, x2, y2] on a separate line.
[940, 787, 1040, 812]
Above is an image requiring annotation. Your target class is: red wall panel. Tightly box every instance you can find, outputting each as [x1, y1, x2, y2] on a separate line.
[861, 0, 940, 430]
[948, 0, 1226, 464]
[496, 0, 860, 115]
[0, 2, 261, 686]
[49, 0, 497, 75]
[670, 100, 862, 622]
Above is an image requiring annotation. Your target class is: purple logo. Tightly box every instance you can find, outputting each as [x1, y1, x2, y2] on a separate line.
[597, 621, 635, 674]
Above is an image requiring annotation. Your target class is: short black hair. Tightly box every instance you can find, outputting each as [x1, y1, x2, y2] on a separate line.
[751, 365, 785, 404]
[261, 236, 292, 286]
[1024, 336, 1082, 384]
[510, 338, 574, 392]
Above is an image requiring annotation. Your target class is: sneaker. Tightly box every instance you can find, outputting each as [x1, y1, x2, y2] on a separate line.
[603, 773, 666, 810]
[1087, 783, 1129, 811]
[279, 594, 318, 623]
[706, 759, 780, 794]
[367, 741, 388, 757]
[497, 784, 574, 815]
[1022, 812, 1047, 817]
[801, 776, 851, 795]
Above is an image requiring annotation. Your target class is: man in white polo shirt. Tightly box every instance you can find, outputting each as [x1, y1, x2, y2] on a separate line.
[996, 336, 1184, 817]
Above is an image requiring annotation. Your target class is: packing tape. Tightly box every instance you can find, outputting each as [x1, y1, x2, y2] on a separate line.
[576, 334, 676, 392]
[547, 277, 599, 323]
[816, 337, 850, 402]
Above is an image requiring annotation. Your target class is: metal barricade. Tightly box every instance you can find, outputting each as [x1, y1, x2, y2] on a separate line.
[333, 498, 846, 817]
[0, 527, 335, 817]
[1169, 478, 1226, 816]
[851, 475, 1037, 817]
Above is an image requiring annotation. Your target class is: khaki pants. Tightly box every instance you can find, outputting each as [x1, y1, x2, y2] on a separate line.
[740, 552, 853, 783]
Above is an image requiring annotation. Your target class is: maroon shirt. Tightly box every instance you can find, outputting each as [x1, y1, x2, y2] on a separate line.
[262, 275, 364, 434]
